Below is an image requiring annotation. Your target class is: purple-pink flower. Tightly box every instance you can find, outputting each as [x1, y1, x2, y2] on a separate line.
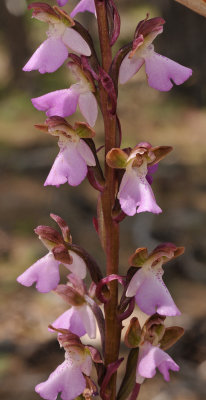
[36, 347, 92, 400]
[23, 3, 91, 74]
[17, 250, 86, 293]
[58, 0, 96, 18]
[17, 223, 87, 293]
[107, 142, 172, 216]
[39, 118, 96, 187]
[32, 62, 98, 127]
[126, 244, 184, 316]
[52, 303, 96, 338]
[136, 341, 179, 383]
[119, 17, 192, 91]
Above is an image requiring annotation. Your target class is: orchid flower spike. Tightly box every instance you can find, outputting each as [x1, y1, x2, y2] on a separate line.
[32, 61, 98, 127]
[119, 16, 192, 91]
[107, 142, 172, 216]
[23, 3, 91, 74]
[17, 220, 87, 293]
[36, 117, 96, 187]
[36, 331, 93, 400]
[51, 279, 96, 338]
[126, 243, 185, 316]
[57, 0, 96, 18]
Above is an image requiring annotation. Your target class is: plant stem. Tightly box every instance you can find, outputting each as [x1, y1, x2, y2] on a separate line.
[95, 1, 121, 398]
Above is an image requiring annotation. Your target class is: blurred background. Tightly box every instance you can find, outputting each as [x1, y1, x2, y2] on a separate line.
[0, 0, 206, 399]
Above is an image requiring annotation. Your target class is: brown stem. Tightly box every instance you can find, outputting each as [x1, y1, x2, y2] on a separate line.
[95, 1, 121, 398]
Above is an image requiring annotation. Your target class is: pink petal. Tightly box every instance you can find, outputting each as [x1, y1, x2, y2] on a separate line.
[64, 250, 87, 279]
[23, 38, 68, 74]
[62, 27, 91, 56]
[145, 51, 192, 91]
[17, 253, 60, 293]
[77, 304, 96, 339]
[35, 361, 86, 400]
[44, 143, 88, 187]
[31, 88, 79, 118]
[70, 0, 96, 18]
[126, 268, 146, 297]
[51, 308, 86, 337]
[118, 170, 141, 216]
[136, 177, 162, 214]
[119, 53, 144, 84]
[137, 342, 179, 381]
[78, 92, 98, 127]
[135, 268, 181, 316]
[44, 147, 70, 187]
[77, 139, 96, 166]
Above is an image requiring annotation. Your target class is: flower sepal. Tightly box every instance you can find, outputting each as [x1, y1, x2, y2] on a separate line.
[124, 317, 142, 349]
[160, 326, 184, 351]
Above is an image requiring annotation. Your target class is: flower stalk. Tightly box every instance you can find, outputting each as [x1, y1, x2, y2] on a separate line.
[95, 1, 121, 397]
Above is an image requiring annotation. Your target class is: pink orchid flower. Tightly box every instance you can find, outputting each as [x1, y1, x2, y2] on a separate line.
[119, 17, 192, 91]
[107, 142, 172, 216]
[136, 341, 179, 383]
[58, 0, 96, 18]
[32, 62, 98, 127]
[23, 3, 91, 74]
[36, 348, 92, 400]
[17, 226, 87, 293]
[39, 119, 96, 187]
[126, 244, 184, 316]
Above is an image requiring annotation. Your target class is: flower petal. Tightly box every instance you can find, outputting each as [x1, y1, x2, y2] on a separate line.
[65, 250, 87, 279]
[23, 38, 68, 74]
[44, 142, 88, 187]
[145, 51, 192, 91]
[137, 342, 179, 381]
[126, 268, 146, 297]
[35, 361, 86, 400]
[62, 27, 91, 56]
[119, 52, 144, 84]
[44, 147, 70, 187]
[136, 176, 162, 214]
[70, 0, 96, 18]
[78, 92, 98, 127]
[77, 139, 96, 166]
[135, 269, 181, 316]
[31, 88, 79, 118]
[118, 169, 141, 216]
[17, 253, 60, 293]
[81, 354, 93, 376]
[77, 304, 96, 339]
[51, 308, 86, 337]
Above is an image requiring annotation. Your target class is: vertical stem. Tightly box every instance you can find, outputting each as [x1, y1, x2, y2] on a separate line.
[95, 1, 121, 398]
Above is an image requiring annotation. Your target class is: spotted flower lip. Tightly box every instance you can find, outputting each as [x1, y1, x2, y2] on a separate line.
[119, 16, 192, 91]
[23, 3, 91, 74]
[31, 62, 98, 127]
[35, 347, 92, 400]
[136, 341, 179, 383]
[126, 244, 183, 316]
[107, 143, 172, 216]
